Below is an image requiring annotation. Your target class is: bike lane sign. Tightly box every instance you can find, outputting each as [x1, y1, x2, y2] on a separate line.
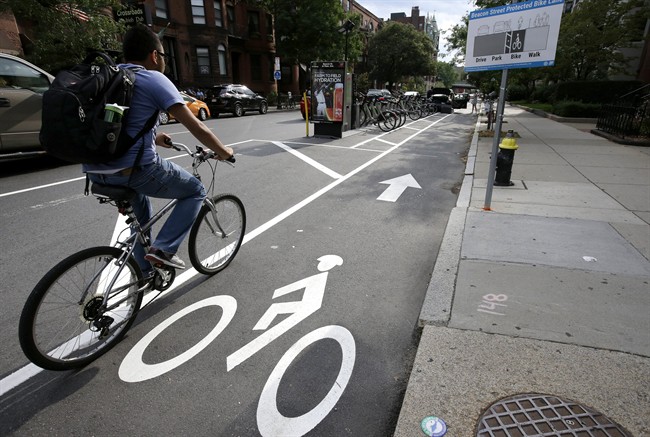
[465, 0, 564, 72]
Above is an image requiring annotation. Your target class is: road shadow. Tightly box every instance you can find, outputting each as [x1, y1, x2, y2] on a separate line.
[0, 155, 72, 178]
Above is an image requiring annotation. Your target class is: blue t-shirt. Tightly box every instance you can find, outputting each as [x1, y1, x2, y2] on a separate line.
[83, 64, 183, 173]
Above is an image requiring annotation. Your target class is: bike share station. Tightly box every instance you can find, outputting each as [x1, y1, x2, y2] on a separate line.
[464, 0, 564, 209]
[309, 61, 354, 138]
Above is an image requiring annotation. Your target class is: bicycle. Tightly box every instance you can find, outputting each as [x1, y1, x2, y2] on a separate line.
[277, 94, 296, 110]
[357, 94, 399, 132]
[18, 142, 246, 371]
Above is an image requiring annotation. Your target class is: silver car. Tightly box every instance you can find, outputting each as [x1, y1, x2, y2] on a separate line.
[0, 53, 54, 159]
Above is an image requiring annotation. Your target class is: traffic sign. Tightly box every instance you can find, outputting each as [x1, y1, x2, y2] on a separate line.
[274, 70, 281, 80]
[465, 0, 564, 72]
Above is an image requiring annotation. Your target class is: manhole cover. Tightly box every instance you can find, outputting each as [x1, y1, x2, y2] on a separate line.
[476, 393, 632, 436]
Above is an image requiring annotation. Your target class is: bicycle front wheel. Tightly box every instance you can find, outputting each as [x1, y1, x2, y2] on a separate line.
[19, 246, 143, 370]
[189, 194, 246, 275]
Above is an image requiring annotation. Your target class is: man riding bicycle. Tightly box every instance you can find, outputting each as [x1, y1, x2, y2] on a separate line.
[83, 24, 233, 276]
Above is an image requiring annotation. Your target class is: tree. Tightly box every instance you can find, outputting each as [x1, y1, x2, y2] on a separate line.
[435, 61, 457, 87]
[366, 22, 436, 89]
[550, 0, 648, 81]
[1, 0, 125, 74]
[254, 0, 363, 66]
[446, 15, 469, 65]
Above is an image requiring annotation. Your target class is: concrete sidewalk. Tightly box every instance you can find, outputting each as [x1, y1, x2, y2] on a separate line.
[394, 106, 650, 436]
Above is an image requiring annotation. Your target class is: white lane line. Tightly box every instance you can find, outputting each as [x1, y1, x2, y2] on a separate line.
[0, 177, 86, 198]
[271, 141, 342, 179]
[0, 138, 257, 199]
[282, 141, 385, 153]
[376, 138, 397, 146]
[1, 115, 451, 396]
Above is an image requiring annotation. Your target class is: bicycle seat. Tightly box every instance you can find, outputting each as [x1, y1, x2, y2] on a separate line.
[91, 183, 136, 202]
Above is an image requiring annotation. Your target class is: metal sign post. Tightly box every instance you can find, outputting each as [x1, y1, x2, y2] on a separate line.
[464, 0, 564, 209]
[483, 69, 509, 210]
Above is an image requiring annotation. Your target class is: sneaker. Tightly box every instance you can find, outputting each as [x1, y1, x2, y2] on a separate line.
[145, 248, 186, 269]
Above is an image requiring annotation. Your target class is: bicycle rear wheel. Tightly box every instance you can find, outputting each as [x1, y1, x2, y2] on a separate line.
[19, 246, 143, 370]
[378, 111, 398, 131]
[189, 193, 246, 275]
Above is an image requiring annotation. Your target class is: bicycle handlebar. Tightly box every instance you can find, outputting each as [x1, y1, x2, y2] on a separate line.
[167, 140, 236, 164]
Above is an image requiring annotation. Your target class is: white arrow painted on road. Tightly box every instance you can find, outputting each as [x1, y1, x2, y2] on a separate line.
[377, 174, 421, 202]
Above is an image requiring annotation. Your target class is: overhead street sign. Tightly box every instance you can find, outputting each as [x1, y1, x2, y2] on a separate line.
[465, 0, 564, 72]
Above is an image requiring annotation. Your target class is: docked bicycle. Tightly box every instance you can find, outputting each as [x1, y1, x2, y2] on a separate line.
[19, 142, 246, 371]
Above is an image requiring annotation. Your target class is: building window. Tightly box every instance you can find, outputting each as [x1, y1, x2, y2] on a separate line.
[155, 0, 168, 19]
[196, 47, 210, 75]
[227, 5, 235, 32]
[191, 0, 206, 25]
[265, 14, 273, 36]
[214, 1, 223, 27]
[248, 11, 260, 36]
[162, 38, 178, 81]
[218, 44, 227, 76]
[251, 54, 262, 81]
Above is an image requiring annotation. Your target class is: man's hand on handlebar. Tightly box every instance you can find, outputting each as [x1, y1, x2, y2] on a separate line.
[217, 146, 234, 162]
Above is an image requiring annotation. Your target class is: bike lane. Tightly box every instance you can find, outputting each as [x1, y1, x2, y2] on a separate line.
[0, 113, 474, 436]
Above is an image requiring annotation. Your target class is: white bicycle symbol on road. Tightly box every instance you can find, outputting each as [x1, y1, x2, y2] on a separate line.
[119, 255, 356, 437]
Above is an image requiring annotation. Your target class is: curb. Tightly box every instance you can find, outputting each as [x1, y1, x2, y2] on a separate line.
[417, 116, 480, 327]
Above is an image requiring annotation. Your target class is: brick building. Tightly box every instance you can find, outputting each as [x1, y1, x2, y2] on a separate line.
[122, 1, 278, 95]
[0, 1, 280, 95]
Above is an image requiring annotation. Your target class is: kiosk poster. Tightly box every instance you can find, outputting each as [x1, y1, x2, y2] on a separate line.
[310, 61, 345, 123]
[465, 0, 564, 72]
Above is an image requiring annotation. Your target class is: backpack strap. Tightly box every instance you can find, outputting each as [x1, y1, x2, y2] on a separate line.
[126, 110, 160, 186]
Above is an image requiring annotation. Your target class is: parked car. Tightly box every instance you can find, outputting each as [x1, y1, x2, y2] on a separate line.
[428, 87, 454, 113]
[206, 84, 268, 117]
[299, 91, 311, 119]
[453, 92, 469, 109]
[367, 89, 393, 101]
[0, 53, 54, 159]
[159, 92, 210, 124]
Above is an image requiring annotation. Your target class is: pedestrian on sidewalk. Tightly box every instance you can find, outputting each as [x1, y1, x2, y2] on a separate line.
[471, 93, 478, 114]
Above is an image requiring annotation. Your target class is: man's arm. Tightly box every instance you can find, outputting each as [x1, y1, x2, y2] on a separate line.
[167, 103, 233, 159]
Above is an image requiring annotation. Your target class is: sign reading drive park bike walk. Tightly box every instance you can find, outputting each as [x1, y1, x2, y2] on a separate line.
[465, 0, 564, 72]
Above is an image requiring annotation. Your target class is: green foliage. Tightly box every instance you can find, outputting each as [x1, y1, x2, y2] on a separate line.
[266, 90, 278, 105]
[367, 21, 435, 88]
[2, 0, 125, 74]
[435, 61, 457, 88]
[401, 76, 426, 94]
[555, 80, 645, 104]
[551, 101, 602, 118]
[354, 72, 372, 92]
[256, 0, 347, 65]
[550, 0, 647, 81]
[445, 15, 468, 65]
[531, 83, 558, 103]
[506, 84, 527, 101]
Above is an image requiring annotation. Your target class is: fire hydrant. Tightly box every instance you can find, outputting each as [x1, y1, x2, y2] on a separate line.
[494, 130, 519, 186]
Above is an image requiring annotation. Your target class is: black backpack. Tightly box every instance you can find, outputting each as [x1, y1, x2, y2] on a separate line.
[40, 51, 158, 164]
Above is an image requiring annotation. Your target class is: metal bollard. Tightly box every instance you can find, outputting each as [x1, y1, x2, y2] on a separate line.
[494, 130, 518, 186]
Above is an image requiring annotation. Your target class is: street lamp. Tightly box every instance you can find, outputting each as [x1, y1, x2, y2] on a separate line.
[338, 19, 355, 61]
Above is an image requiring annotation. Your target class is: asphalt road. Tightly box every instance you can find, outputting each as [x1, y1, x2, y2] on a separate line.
[0, 109, 474, 436]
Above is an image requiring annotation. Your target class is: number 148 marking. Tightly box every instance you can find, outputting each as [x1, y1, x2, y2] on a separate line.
[477, 293, 508, 316]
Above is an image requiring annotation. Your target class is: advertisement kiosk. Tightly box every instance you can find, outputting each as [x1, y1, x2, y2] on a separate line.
[310, 61, 352, 138]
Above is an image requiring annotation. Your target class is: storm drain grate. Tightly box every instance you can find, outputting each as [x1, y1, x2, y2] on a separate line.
[476, 393, 633, 437]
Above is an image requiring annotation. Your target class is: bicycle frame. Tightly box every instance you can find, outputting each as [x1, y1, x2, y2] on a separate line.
[90, 143, 230, 314]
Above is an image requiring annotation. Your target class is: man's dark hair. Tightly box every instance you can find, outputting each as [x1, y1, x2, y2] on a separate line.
[123, 24, 162, 62]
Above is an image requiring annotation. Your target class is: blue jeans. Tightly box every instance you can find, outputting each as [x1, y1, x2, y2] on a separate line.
[88, 155, 206, 273]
